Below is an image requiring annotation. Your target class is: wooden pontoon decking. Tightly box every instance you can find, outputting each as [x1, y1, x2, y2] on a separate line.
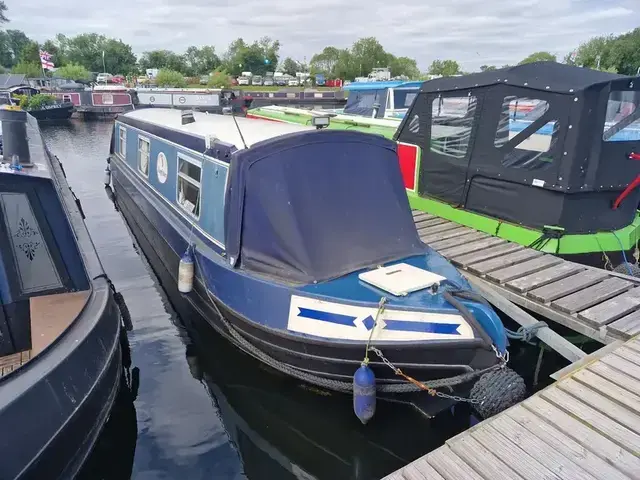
[413, 210, 640, 343]
[0, 290, 90, 378]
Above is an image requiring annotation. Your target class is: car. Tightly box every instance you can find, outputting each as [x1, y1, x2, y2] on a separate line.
[96, 73, 113, 83]
[200, 75, 209, 85]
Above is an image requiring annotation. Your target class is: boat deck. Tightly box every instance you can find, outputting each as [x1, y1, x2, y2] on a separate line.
[413, 211, 640, 344]
[383, 336, 640, 480]
[0, 291, 89, 378]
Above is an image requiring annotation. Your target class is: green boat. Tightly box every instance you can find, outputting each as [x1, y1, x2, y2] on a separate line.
[247, 105, 399, 138]
[393, 62, 640, 272]
[246, 81, 422, 139]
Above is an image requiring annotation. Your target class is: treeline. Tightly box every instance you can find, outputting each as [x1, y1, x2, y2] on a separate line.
[1, 1, 639, 83]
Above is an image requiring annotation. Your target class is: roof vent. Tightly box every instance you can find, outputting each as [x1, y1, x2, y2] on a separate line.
[0, 107, 32, 166]
[181, 110, 195, 125]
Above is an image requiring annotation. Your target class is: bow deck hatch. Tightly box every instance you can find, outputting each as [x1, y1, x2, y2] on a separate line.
[358, 263, 447, 296]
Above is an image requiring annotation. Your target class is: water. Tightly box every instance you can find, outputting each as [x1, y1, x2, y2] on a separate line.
[38, 119, 584, 479]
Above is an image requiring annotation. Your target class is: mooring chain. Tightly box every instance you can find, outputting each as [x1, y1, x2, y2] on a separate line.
[367, 346, 493, 404]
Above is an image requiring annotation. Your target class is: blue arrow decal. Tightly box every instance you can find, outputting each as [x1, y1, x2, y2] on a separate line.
[383, 319, 461, 335]
[298, 307, 357, 326]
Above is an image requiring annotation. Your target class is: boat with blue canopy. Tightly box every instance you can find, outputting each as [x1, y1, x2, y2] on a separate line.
[106, 108, 523, 422]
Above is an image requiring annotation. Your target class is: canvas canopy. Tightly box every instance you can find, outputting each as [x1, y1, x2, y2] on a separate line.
[395, 62, 640, 234]
[224, 129, 425, 284]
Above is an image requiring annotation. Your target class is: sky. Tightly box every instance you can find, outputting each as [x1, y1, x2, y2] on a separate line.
[9, 0, 640, 71]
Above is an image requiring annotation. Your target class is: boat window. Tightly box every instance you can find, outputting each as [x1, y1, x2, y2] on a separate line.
[495, 96, 558, 170]
[393, 90, 417, 109]
[119, 126, 126, 157]
[430, 95, 477, 159]
[603, 90, 640, 142]
[137, 136, 150, 176]
[176, 155, 202, 218]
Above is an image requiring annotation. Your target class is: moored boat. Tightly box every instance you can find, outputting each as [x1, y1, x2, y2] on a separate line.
[2, 85, 74, 121]
[106, 108, 524, 423]
[394, 62, 640, 271]
[0, 107, 132, 477]
[247, 81, 421, 138]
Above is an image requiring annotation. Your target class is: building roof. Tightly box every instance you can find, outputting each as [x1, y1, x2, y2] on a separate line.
[420, 62, 631, 94]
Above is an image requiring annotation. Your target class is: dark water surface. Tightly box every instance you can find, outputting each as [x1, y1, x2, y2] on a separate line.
[38, 119, 578, 480]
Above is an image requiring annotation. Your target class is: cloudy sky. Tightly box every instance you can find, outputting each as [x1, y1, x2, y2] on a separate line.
[9, 0, 640, 70]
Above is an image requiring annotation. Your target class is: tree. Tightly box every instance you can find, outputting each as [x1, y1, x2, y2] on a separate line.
[221, 37, 279, 76]
[155, 69, 186, 87]
[388, 56, 420, 78]
[19, 40, 40, 64]
[11, 61, 41, 77]
[480, 65, 497, 72]
[41, 38, 66, 68]
[207, 68, 231, 88]
[222, 38, 248, 76]
[349, 37, 389, 77]
[6, 30, 30, 66]
[280, 57, 301, 76]
[0, 1, 8, 23]
[608, 28, 640, 76]
[55, 63, 90, 80]
[138, 49, 186, 73]
[310, 46, 342, 76]
[58, 34, 137, 74]
[519, 51, 557, 65]
[184, 46, 220, 76]
[428, 59, 461, 76]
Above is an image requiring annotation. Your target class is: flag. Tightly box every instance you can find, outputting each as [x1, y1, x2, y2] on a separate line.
[39, 50, 54, 70]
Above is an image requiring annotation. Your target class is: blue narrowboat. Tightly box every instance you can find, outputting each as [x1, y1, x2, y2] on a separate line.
[0, 108, 131, 478]
[106, 108, 521, 422]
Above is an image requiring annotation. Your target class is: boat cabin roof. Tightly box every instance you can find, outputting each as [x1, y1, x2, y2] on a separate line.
[395, 63, 640, 234]
[343, 81, 423, 91]
[121, 108, 313, 151]
[115, 109, 425, 284]
[420, 62, 629, 94]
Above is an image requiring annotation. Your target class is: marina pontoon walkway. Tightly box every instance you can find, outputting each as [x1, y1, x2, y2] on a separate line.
[383, 336, 640, 479]
[413, 211, 640, 344]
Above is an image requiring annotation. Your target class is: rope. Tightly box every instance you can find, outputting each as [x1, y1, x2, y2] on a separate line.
[362, 297, 387, 365]
[191, 251, 504, 394]
[595, 236, 614, 271]
[612, 230, 634, 276]
[505, 321, 548, 344]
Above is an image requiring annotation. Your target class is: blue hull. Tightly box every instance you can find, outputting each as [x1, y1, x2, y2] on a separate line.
[110, 152, 503, 387]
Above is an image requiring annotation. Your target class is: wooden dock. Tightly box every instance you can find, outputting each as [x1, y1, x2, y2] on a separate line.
[413, 211, 640, 344]
[383, 336, 640, 480]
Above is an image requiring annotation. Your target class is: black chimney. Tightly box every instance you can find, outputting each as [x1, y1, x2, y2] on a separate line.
[0, 108, 31, 167]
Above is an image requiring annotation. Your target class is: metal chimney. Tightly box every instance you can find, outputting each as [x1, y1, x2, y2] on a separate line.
[0, 107, 32, 167]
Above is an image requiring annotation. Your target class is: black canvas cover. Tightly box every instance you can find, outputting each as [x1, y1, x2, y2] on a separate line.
[395, 63, 640, 234]
[224, 130, 425, 284]
[420, 62, 627, 94]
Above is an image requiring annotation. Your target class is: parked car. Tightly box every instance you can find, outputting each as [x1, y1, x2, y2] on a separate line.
[96, 73, 113, 83]
[200, 75, 209, 85]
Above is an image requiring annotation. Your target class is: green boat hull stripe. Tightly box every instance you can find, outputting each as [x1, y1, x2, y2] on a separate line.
[408, 192, 640, 255]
